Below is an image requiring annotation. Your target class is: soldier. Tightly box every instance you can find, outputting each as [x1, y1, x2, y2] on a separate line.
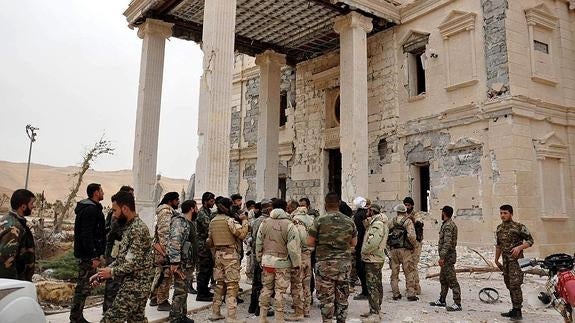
[168, 199, 198, 323]
[298, 197, 319, 303]
[352, 196, 369, 301]
[92, 191, 153, 323]
[150, 192, 180, 311]
[206, 197, 248, 323]
[248, 200, 273, 317]
[404, 196, 424, 294]
[360, 204, 388, 321]
[286, 206, 314, 320]
[256, 199, 301, 323]
[103, 185, 133, 313]
[387, 204, 418, 301]
[0, 189, 36, 281]
[429, 205, 462, 311]
[196, 191, 216, 302]
[495, 204, 534, 321]
[244, 200, 257, 282]
[308, 192, 357, 323]
[286, 200, 299, 215]
[71, 183, 106, 323]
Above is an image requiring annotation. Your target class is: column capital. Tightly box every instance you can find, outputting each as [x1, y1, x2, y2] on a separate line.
[255, 50, 286, 67]
[137, 19, 174, 39]
[334, 11, 373, 34]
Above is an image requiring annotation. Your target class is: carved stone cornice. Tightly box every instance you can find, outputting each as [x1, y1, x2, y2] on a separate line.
[255, 50, 286, 68]
[525, 4, 558, 30]
[332, 0, 400, 24]
[400, 0, 457, 24]
[137, 19, 174, 39]
[229, 142, 294, 161]
[438, 11, 477, 39]
[334, 11, 373, 34]
[124, 0, 163, 27]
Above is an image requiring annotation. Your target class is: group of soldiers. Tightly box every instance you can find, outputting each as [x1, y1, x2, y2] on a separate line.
[0, 185, 535, 323]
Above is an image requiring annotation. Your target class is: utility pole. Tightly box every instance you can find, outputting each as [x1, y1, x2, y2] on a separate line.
[25, 124, 39, 190]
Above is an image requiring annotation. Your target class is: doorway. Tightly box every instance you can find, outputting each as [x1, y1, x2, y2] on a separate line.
[327, 149, 342, 199]
[411, 163, 430, 212]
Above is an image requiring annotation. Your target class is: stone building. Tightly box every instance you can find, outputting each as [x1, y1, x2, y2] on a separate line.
[124, 0, 575, 255]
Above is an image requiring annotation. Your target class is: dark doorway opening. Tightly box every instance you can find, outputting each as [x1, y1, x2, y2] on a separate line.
[327, 149, 342, 199]
[418, 164, 430, 212]
[278, 177, 287, 201]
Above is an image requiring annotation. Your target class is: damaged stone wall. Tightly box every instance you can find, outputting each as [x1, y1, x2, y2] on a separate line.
[230, 106, 241, 147]
[482, 0, 510, 97]
[229, 160, 240, 195]
[244, 77, 260, 146]
[288, 179, 321, 205]
[242, 159, 257, 201]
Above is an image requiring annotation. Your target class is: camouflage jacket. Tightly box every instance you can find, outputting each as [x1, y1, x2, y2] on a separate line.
[196, 206, 214, 251]
[438, 218, 458, 264]
[104, 210, 127, 264]
[206, 213, 248, 254]
[110, 216, 153, 281]
[168, 213, 197, 267]
[0, 211, 35, 281]
[291, 207, 314, 255]
[153, 204, 175, 248]
[496, 220, 534, 260]
[256, 209, 301, 268]
[309, 211, 357, 261]
[361, 213, 389, 263]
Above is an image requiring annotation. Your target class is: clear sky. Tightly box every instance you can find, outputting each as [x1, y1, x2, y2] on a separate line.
[0, 0, 202, 180]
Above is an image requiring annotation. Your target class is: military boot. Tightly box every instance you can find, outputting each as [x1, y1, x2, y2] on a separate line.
[285, 308, 304, 321]
[208, 304, 225, 321]
[509, 308, 522, 321]
[275, 310, 285, 323]
[258, 307, 269, 323]
[225, 308, 245, 323]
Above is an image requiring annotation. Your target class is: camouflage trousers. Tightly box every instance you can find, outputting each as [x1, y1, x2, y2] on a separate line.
[70, 259, 96, 321]
[260, 267, 290, 315]
[244, 242, 254, 280]
[389, 248, 416, 298]
[290, 253, 311, 315]
[365, 262, 384, 314]
[212, 248, 241, 318]
[103, 275, 122, 313]
[503, 257, 524, 309]
[170, 266, 194, 322]
[439, 262, 461, 305]
[412, 241, 422, 294]
[316, 259, 352, 323]
[151, 266, 173, 303]
[102, 277, 152, 323]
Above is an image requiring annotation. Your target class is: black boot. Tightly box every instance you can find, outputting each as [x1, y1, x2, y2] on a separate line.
[510, 308, 522, 321]
[501, 309, 514, 317]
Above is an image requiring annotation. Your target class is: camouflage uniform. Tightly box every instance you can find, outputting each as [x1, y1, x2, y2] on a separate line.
[102, 216, 153, 323]
[0, 210, 35, 281]
[408, 210, 424, 294]
[496, 220, 534, 309]
[438, 218, 461, 305]
[207, 213, 248, 322]
[309, 211, 357, 323]
[150, 204, 175, 305]
[289, 207, 315, 318]
[168, 212, 198, 322]
[104, 211, 127, 313]
[248, 212, 268, 315]
[196, 206, 215, 297]
[361, 213, 389, 316]
[388, 214, 417, 298]
[255, 208, 301, 322]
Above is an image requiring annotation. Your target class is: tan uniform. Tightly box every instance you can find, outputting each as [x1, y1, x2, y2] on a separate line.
[150, 204, 174, 304]
[408, 211, 423, 294]
[207, 213, 248, 322]
[388, 214, 418, 298]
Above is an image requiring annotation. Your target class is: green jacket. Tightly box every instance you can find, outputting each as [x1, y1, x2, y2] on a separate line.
[361, 213, 389, 263]
[0, 211, 35, 281]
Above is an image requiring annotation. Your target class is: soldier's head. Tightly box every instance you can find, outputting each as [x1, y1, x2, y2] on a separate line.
[253, 202, 262, 218]
[119, 185, 134, 196]
[286, 200, 299, 214]
[159, 192, 180, 209]
[202, 192, 216, 208]
[499, 204, 513, 222]
[272, 199, 287, 211]
[230, 193, 243, 208]
[111, 191, 136, 221]
[403, 197, 415, 214]
[215, 196, 233, 216]
[298, 197, 310, 210]
[441, 205, 454, 221]
[324, 192, 340, 211]
[10, 189, 36, 217]
[87, 183, 104, 202]
[181, 199, 198, 220]
[393, 204, 407, 215]
[246, 200, 256, 211]
[260, 199, 273, 215]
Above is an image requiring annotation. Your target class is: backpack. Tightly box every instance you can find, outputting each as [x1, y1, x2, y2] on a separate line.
[414, 221, 424, 242]
[387, 217, 413, 250]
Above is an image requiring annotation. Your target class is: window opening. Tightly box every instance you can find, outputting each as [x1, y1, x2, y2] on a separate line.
[279, 91, 288, 127]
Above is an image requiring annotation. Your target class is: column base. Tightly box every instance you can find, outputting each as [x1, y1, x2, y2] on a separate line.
[135, 199, 156, 233]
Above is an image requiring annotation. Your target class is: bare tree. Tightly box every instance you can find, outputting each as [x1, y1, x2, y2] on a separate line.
[52, 137, 114, 233]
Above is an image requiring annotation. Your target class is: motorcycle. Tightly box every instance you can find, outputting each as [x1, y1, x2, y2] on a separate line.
[520, 253, 575, 323]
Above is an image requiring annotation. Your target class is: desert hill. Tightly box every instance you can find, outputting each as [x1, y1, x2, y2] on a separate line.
[0, 160, 189, 206]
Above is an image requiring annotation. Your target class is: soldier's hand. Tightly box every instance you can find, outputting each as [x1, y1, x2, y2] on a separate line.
[92, 258, 101, 269]
[239, 213, 248, 221]
[438, 259, 445, 267]
[98, 267, 112, 280]
[89, 273, 101, 287]
[510, 246, 523, 258]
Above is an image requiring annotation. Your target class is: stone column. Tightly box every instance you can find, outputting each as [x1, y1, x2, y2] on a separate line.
[132, 19, 173, 230]
[255, 50, 286, 200]
[194, 0, 237, 199]
[334, 12, 372, 203]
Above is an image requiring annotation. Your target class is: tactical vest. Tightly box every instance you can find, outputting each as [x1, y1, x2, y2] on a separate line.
[261, 218, 290, 258]
[210, 215, 236, 247]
